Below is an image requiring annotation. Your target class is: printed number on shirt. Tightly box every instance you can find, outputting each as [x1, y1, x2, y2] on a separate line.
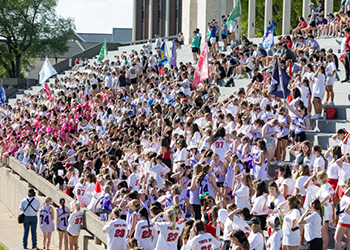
[77, 189, 85, 196]
[61, 217, 68, 226]
[201, 246, 212, 250]
[166, 232, 178, 241]
[40, 215, 50, 224]
[160, 173, 165, 179]
[141, 230, 152, 238]
[135, 179, 139, 186]
[215, 141, 224, 148]
[74, 218, 83, 224]
[114, 229, 126, 237]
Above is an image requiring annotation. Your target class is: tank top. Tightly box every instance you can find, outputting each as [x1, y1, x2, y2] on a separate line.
[190, 154, 199, 168]
[277, 114, 289, 139]
[266, 125, 276, 139]
[236, 144, 243, 159]
[141, 200, 150, 214]
[57, 207, 70, 231]
[213, 161, 225, 183]
[189, 178, 201, 205]
[127, 211, 139, 231]
[149, 187, 157, 202]
[175, 194, 186, 215]
[162, 149, 171, 159]
[200, 173, 216, 198]
[164, 193, 174, 208]
[295, 115, 308, 134]
[39, 205, 55, 232]
[181, 176, 191, 199]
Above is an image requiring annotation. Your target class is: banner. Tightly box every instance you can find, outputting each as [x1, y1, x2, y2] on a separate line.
[38, 57, 57, 84]
[226, 0, 241, 26]
[269, 58, 291, 99]
[192, 43, 209, 87]
[158, 42, 168, 67]
[45, 82, 51, 101]
[97, 41, 108, 63]
[0, 81, 6, 105]
[262, 21, 274, 49]
[170, 38, 177, 67]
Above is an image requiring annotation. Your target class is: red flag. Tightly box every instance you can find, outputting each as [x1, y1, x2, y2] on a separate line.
[94, 182, 102, 193]
[288, 61, 293, 77]
[45, 82, 51, 100]
[193, 43, 209, 87]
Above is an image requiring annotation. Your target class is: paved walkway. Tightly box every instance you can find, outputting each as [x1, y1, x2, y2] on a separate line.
[0, 200, 59, 250]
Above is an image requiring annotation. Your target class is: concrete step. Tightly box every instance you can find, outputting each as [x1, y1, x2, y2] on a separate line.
[306, 131, 337, 149]
[310, 119, 350, 133]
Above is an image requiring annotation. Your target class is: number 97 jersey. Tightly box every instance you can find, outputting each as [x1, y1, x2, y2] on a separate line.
[210, 137, 228, 162]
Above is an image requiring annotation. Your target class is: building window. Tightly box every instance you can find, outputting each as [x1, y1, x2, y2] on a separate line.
[175, 0, 179, 34]
[158, 0, 161, 36]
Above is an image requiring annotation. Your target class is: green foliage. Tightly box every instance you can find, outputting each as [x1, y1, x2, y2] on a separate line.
[0, 0, 75, 78]
[240, 0, 339, 37]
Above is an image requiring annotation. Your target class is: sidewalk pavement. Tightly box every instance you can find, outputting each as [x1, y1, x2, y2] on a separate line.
[0, 200, 59, 250]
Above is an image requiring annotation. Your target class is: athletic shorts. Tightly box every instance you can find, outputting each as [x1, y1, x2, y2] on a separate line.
[208, 40, 212, 47]
[216, 182, 224, 188]
[91, 84, 97, 90]
[126, 78, 131, 86]
[295, 131, 306, 142]
[265, 138, 275, 149]
[210, 37, 216, 44]
[278, 135, 289, 141]
[130, 78, 137, 84]
[216, 36, 219, 42]
[306, 237, 323, 250]
[221, 35, 227, 39]
[245, 67, 252, 72]
[192, 47, 199, 53]
[290, 130, 295, 138]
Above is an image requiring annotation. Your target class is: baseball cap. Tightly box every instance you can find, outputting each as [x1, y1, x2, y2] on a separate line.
[247, 217, 261, 225]
[138, 189, 147, 195]
[258, 45, 262, 49]
[309, 2, 314, 6]
[242, 34, 246, 37]
[309, 49, 314, 54]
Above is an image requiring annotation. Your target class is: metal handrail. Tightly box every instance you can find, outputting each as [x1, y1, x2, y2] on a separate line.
[119, 35, 177, 46]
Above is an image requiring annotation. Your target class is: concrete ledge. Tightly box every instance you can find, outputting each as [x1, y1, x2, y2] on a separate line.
[0, 157, 108, 249]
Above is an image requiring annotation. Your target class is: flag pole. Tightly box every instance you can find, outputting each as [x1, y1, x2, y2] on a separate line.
[277, 58, 286, 99]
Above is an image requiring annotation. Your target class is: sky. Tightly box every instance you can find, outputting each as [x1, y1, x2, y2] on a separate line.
[56, 0, 133, 34]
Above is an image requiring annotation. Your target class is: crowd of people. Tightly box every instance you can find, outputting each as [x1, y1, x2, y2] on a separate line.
[7, 2, 350, 250]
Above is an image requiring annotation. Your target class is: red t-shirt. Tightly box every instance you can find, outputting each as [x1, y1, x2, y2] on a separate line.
[287, 40, 293, 48]
[298, 21, 307, 29]
[345, 34, 350, 51]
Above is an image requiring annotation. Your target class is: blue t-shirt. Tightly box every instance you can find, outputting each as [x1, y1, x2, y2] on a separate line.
[311, 8, 317, 21]
[222, 24, 228, 35]
[210, 26, 217, 38]
[258, 49, 267, 57]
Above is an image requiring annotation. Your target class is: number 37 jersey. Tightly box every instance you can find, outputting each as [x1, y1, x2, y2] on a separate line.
[154, 221, 184, 250]
[210, 137, 228, 162]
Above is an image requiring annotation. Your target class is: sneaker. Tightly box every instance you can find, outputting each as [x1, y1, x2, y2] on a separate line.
[323, 101, 329, 106]
[328, 101, 335, 106]
[278, 161, 285, 166]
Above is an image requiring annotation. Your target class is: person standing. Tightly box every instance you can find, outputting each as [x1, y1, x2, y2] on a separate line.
[341, 27, 350, 83]
[19, 188, 41, 250]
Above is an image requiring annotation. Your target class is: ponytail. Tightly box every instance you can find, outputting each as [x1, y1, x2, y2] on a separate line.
[138, 207, 150, 230]
[60, 198, 66, 215]
[166, 209, 176, 230]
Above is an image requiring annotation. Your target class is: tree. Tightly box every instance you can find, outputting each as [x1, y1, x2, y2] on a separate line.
[0, 0, 75, 78]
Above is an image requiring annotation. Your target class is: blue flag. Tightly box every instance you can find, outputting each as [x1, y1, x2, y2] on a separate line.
[0, 81, 6, 105]
[39, 57, 57, 84]
[269, 58, 291, 99]
[170, 39, 177, 67]
[262, 21, 274, 49]
[158, 42, 168, 67]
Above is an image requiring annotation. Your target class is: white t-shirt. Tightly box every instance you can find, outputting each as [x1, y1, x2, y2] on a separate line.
[304, 212, 322, 242]
[312, 73, 326, 99]
[338, 162, 350, 186]
[248, 232, 264, 250]
[73, 183, 92, 207]
[298, 85, 311, 108]
[235, 185, 251, 210]
[67, 211, 84, 236]
[150, 163, 170, 189]
[280, 178, 295, 196]
[134, 219, 155, 250]
[266, 229, 283, 250]
[315, 183, 334, 222]
[210, 137, 228, 162]
[282, 209, 301, 246]
[187, 233, 220, 250]
[252, 195, 267, 215]
[127, 172, 140, 191]
[313, 155, 325, 174]
[102, 218, 128, 250]
[154, 221, 184, 250]
[294, 176, 309, 196]
[325, 61, 336, 85]
[304, 183, 319, 210]
[339, 195, 350, 224]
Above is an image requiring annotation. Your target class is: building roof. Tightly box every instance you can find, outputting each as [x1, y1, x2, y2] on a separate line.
[77, 28, 132, 43]
[77, 33, 113, 43]
[52, 41, 99, 58]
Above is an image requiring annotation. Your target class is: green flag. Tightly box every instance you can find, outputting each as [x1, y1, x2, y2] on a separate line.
[97, 41, 108, 63]
[226, 0, 241, 26]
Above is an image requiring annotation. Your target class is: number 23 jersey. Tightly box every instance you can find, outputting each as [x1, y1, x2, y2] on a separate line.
[103, 218, 128, 250]
[154, 221, 184, 250]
